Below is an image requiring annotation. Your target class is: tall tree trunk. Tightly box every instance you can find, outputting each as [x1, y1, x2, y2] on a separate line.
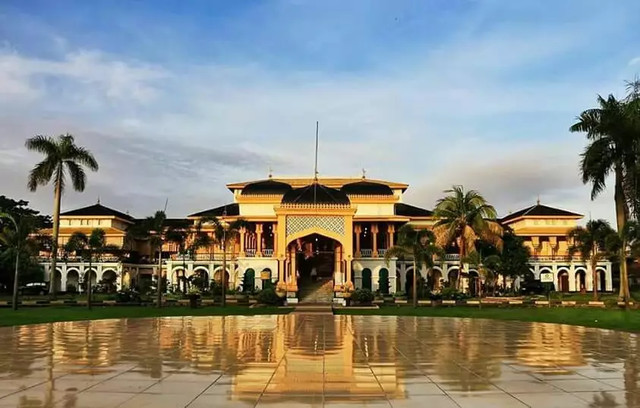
[12, 247, 19, 311]
[591, 256, 598, 301]
[615, 169, 631, 302]
[182, 251, 187, 293]
[49, 174, 62, 296]
[87, 255, 92, 310]
[412, 259, 417, 308]
[156, 246, 163, 308]
[221, 238, 227, 307]
[457, 237, 464, 291]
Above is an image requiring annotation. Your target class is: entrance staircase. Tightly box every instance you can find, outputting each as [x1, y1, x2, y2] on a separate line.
[298, 278, 334, 304]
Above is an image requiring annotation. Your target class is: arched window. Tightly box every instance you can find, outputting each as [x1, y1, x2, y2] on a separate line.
[378, 268, 389, 295]
[243, 269, 255, 293]
[362, 268, 372, 291]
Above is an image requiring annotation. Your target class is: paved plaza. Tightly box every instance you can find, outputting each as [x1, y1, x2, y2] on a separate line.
[0, 314, 638, 407]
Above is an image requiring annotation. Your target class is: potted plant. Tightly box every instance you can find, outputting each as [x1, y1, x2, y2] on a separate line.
[275, 282, 287, 298]
[187, 287, 201, 309]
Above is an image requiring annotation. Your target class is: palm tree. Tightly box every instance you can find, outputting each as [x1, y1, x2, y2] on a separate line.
[188, 220, 214, 290]
[67, 229, 118, 309]
[25, 134, 99, 296]
[140, 211, 168, 308]
[0, 213, 39, 310]
[570, 95, 640, 302]
[384, 224, 443, 307]
[433, 186, 503, 290]
[568, 220, 616, 300]
[200, 215, 248, 307]
[462, 251, 501, 297]
[165, 227, 190, 293]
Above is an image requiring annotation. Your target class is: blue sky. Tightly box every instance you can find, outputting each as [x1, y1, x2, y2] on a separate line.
[0, 0, 639, 220]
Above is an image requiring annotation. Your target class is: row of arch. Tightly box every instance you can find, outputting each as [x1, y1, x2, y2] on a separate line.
[52, 267, 119, 292]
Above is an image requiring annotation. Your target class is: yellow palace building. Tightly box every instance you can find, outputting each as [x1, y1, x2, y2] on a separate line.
[40, 176, 613, 302]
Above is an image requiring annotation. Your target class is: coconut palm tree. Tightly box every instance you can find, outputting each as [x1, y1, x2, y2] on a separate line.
[0, 213, 39, 310]
[199, 215, 248, 307]
[165, 226, 190, 293]
[25, 134, 99, 296]
[433, 186, 503, 290]
[384, 224, 443, 307]
[67, 229, 118, 310]
[568, 220, 617, 300]
[570, 95, 640, 302]
[462, 251, 501, 297]
[139, 211, 168, 308]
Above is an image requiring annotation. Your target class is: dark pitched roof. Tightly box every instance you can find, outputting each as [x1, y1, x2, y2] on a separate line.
[341, 180, 393, 196]
[281, 183, 350, 205]
[394, 203, 433, 217]
[241, 179, 292, 195]
[60, 203, 134, 221]
[500, 203, 582, 223]
[188, 203, 239, 218]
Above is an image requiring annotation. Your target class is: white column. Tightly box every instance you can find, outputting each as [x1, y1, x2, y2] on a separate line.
[568, 266, 576, 292]
[585, 265, 593, 292]
[389, 259, 397, 293]
[58, 264, 65, 292]
[605, 263, 613, 291]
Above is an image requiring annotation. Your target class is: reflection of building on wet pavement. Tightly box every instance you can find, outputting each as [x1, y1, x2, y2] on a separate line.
[1, 316, 639, 407]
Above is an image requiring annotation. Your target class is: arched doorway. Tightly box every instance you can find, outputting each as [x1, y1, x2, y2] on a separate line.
[378, 268, 390, 295]
[243, 268, 255, 292]
[260, 268, 272, 289]
[101, 270, 118, 293]
[83, 269, 97, 292]
[290, 233, 342, 287]
[191, 269, 209, 291]
[213, 269, 230, 288]
[447, 268, 459, 288]
[468, 270, 480, 297]
[361, 268, 372, 291]
[429, 268, 443, 291]
[53, 270, 62, 292]
[405, 268, 424, 297]
[558, 270, 569, 292]
[66, 269, 79, 293]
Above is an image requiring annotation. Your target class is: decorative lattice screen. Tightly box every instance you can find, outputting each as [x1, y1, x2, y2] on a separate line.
[286, 215, 345, 238]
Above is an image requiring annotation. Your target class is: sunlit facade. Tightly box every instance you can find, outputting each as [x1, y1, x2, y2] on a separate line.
[39, 176, 613, 299]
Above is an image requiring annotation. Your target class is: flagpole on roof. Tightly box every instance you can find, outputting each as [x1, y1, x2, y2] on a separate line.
[314, 121, 319, 205]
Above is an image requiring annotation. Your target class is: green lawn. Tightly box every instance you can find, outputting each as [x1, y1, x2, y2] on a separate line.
[0, 306, 292, 327]
[335, 306, 640, 332]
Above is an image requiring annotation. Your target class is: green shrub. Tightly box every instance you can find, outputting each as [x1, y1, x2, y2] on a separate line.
[257, 287, 281, 305]
[439, 287, 468, 301]
[352, 289, 374, 305]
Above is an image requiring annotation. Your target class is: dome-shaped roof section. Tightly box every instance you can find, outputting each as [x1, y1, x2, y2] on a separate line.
[341, 180, 393, 196]
[281, 183, 350, 205]
[241, 179, 292, 195]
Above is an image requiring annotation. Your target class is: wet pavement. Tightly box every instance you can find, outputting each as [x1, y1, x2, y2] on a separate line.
[0, 314, 639, 407]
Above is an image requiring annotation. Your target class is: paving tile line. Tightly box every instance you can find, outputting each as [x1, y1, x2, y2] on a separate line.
[342, 315, 393, 408]
[249, 313, 311, 408]
[395, 318, 627, 407]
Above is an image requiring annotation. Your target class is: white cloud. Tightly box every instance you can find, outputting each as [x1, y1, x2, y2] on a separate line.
[629, 56, 640, 66]
[0, 9, 631, 222]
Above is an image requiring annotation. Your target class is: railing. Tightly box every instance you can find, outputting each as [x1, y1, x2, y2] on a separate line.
[443, 254, 460, 261]
[360, 249, 373, 257]
[245, 249, 256, 257]
[263, 249, 274, 257]
[378, 249, 386, 257]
